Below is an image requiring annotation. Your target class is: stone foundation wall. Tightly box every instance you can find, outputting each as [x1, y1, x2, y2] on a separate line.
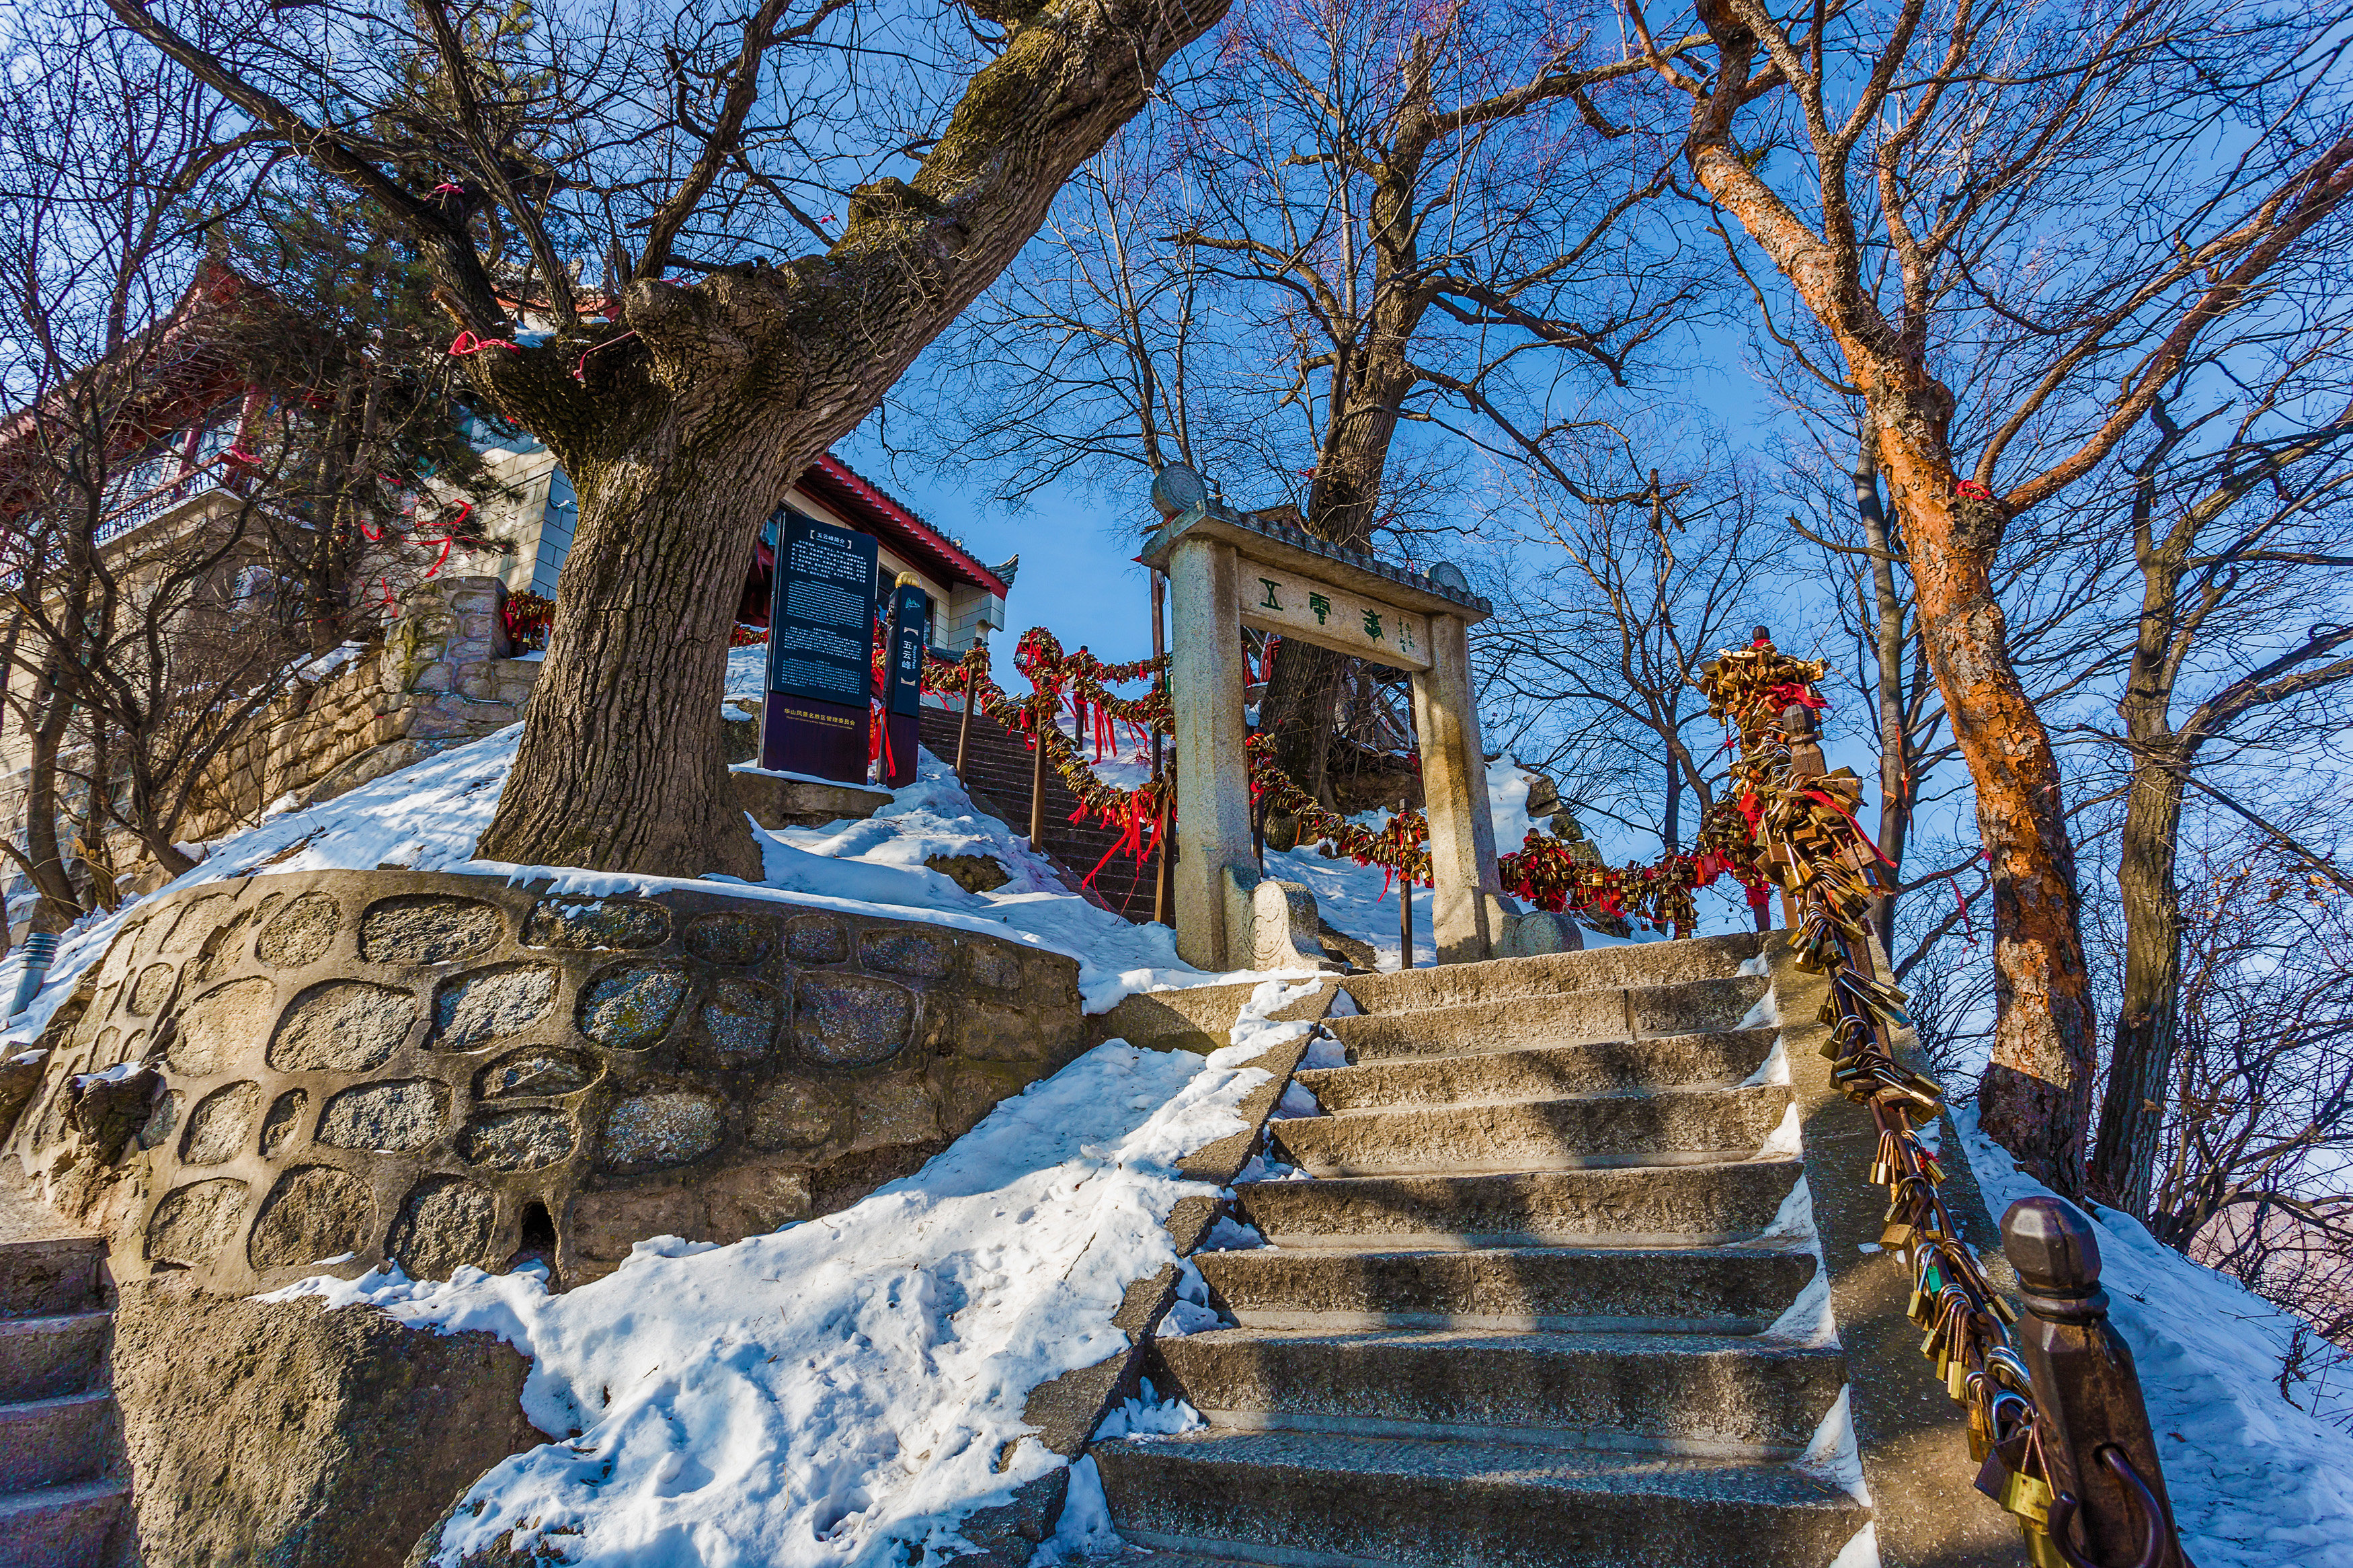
[176, 577, 547, 844]
[8, 868, 1084, 1292]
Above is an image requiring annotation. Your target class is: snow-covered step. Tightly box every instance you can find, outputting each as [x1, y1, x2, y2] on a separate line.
[1093, 1429, 1862, 1568]
[1193, 1241, 1817, 1333]
[1269, 1083, 1794, 1175]
[1236, 1157, 1806, 1247]
[1294, 1028, 1778, 1109]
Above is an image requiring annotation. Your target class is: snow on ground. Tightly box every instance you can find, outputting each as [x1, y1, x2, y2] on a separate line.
[264, 979, 1320, 1568]
[1956, 1107, 2353, 1568]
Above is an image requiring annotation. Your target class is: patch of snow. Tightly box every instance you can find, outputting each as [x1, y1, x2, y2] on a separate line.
[1273, 1082, 1324, 1120]
[1091, 1378, 1205, 1440]
[1199, 1216, 1266, 1251]
[1956, 1106, 2353, 1567]
[1154, 1260, 1228, 1338]
[1325, 989, 1360, 1018]
[266, 1036, 1283, 1567]
[1755, 1102, 1803, 1159]
[1737, 987, 1780, 1030]
[296, 641, 366, 682]
[1737, 950, 1771, 979]
[1234, 1154, 1310, 1184]
[1762, 1263, 1839, 1349]
[1760, 1174, 1818, 1243]
[1794, 1387, 1871, 1505]
[260, 793, 304, 820]
[69, 1060, 147, 1088]
[516, 649, 545, 662]
[1738, 1033, 1790, 1088]
[1298, 1032, 1349, 1071]
[1825, 1522, 1880, 1568]
[1031, 1455, 1119, 1565]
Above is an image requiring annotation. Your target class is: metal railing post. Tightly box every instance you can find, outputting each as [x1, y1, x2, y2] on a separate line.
[2002, 1196, 2193, 1568]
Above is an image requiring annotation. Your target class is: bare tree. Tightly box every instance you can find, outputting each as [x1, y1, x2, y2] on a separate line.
[2143, 834, 2353, 1276]
[98, 0, 1234, 882]
[1480, 441, 1782, 893]
[0, 17, 491, 924]
[924, 0, 1703, 802]
[2077, 362, 2353, 1212]
[1625, 0, 2353, 1186]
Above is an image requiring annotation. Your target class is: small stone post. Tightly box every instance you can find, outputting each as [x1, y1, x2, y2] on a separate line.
[1167, 534, 1254, 968]
[2002, 1196, 2191, 1568]
[1408, 612, 1503, 963]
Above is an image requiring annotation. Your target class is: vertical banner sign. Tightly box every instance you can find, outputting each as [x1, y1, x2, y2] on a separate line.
[761, 511, 880, 782]
[881, 581, 928, 788]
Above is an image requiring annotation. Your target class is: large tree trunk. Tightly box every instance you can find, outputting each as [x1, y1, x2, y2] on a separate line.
[475, 423, 781, 880]
[1675, 104, 2099, 1189]
[2089, 746, 2182, 1211]
[1868, 384, 2096, 1188]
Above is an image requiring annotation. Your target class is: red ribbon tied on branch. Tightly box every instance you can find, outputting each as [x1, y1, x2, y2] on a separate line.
[449, 331, 520, 357]
[1954, 479, 1992, 499]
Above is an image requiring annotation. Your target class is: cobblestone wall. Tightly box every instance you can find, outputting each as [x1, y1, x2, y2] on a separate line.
[9, 870, 1085, 1292]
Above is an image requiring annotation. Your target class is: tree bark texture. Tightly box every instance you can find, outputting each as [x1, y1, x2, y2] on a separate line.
[1853, 446, 1911, 942]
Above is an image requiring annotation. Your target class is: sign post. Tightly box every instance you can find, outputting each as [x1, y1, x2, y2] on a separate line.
[881, 577, 928, 789]
[762, 511, 879, 783]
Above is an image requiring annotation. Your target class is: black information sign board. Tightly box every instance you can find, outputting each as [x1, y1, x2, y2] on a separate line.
[761, 510, 879, 782]
[767, 512, 879, 706]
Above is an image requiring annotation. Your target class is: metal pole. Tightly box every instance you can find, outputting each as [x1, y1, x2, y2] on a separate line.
[1028, 692, 1047, 845]
[1398, 878, 1412, 971]
[953, 640, 977, 778]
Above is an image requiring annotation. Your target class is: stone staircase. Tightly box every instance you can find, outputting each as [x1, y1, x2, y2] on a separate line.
[0, 1189, 125, 1566]
[918, 702, 1158, 920]
[1094, 932, 1870, 1567]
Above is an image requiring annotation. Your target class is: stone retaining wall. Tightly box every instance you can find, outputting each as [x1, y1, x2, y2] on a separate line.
[8, 869, 1084, 1292]
[175, 577, 545, 845]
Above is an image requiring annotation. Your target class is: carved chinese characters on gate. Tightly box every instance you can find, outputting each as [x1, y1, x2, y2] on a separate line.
[1241, 566, 1432, 671]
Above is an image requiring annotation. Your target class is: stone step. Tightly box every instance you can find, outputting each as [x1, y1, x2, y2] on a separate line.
[1328, 976, 1772, 1063]
[1297, 1029, 1777, 1110]
[1152, 1326, 1842, 1456]
[1193, 1243, 1816, 1334]
[1092, 1429, 1862, 1568]
[0, 1239, 104, 1322]
[1336, 932, 1769, 1014]
[0, 1317, 107, 1405]
[0, 1393, 109, 1493]
[1270, 1085, 1792, 1176]
[0, 1478, 128, 1568]
[1236, 1158, 1804, 1247]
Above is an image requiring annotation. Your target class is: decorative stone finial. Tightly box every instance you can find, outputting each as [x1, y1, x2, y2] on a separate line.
[2003, 1195, 2109, 1322]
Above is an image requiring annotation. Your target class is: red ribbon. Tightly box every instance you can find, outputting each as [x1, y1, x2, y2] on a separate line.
[449, 331, 520, 357]
[573, 330, 639, 382]
[1954, 479, 1992, 499]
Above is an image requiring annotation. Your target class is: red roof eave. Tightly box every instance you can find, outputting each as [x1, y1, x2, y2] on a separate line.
[801, 454, 1008, 599]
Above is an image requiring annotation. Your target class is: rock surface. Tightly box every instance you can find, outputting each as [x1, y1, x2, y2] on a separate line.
[110, 1282, 540, 1568]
